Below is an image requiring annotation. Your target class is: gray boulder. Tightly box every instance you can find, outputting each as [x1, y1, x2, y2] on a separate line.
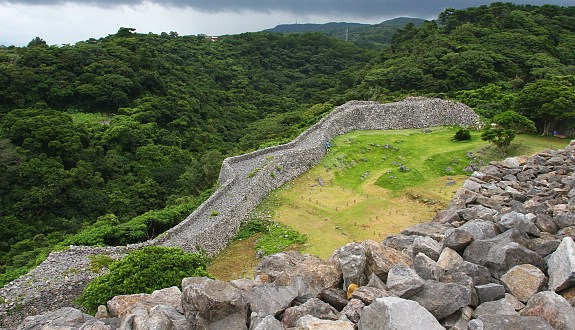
[244, 285, 298, 317]
[450, 261, 493, 286]
[459, 220, 500, 241]
[552, 205, 575, 229]
[386, 264, 425, 298]
[381, 234, 416, 252]
[475, 283, 505, 305]
[281, 298, 339, 328]
[471, 315, 553, 330]
[273, 254, 342, 301]
[17, 307, 97, 330]
[350, 286, 394, 305]
[357, 297, 444, 330]
[485, 242, 546, 279]
[341, 299, 364, 324]
[251, 315, 283, 330]
[409, 280, 472, 320]
[107, 286, 183, 317]
[362, 240, 411, 281]
[547, 237, 575, 292]
[295, 315, 354, 329]
[254, 251, 305, 282]
[181, 277, 247, 329]
[498, 211, 540, 236]
[400, 222, 453, 241]
[443, 228, 474, 251]
[473, 299, 518, 319]
[412, 252, 443, 281]
[320, 288, 348, 311]
[521, 291, 575, 330]
[436, 247, 464, 271]
[528, 234, 561, 257]
[330, 242, 366, 291]
[412, 236, 443, 261]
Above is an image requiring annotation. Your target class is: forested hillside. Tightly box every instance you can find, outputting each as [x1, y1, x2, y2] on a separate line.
[0, 30, 373, 285]
[354, 3, 575, 134]
[265, 17, 425, 48]
[1, 2, 575, 287]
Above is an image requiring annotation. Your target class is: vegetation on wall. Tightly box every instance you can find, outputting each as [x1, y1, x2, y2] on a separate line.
[77, 246, 210, 313]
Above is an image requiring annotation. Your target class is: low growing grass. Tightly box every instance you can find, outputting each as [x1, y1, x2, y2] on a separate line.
[210, 127, 569, 274]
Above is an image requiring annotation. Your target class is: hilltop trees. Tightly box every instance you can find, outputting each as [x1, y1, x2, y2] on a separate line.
[515, 77, 575, 135]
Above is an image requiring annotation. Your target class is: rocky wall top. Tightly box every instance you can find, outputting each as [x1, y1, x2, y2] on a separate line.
[0, 97, 479, 327]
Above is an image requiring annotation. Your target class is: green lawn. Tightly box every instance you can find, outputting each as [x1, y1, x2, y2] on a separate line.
[209, 127, 569, 278]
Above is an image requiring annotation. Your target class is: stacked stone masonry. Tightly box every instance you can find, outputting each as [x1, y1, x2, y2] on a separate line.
[0, 97, 479, 327]
[13, 140, 575, 329]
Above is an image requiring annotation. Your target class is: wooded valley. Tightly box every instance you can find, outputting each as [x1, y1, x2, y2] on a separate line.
[0, 2, 574, 286]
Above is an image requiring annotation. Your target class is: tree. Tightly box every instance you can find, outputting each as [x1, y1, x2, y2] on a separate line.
[515, 76, 575, 135]
[481, 128, 515, 155]
[482, 110, 535, 155]
[27, 37, 47, 48]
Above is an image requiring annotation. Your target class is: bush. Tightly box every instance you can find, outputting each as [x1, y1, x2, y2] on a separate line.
[77, 246, 210, 313]
[453, 128, 471, 141]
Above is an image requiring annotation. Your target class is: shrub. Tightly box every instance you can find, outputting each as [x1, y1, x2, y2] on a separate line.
[453, 128, 471, 141]
[77, 246, 210, 313]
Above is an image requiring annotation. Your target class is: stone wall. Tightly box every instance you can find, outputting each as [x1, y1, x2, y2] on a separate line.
[0, 97, 479, 327]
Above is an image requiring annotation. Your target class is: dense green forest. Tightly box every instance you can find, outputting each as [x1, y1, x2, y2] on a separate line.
[265, 17, 426, 48]
[1, 2, 575, 286]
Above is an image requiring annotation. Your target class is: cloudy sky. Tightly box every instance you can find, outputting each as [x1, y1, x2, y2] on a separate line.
[0, 0, 572, 46]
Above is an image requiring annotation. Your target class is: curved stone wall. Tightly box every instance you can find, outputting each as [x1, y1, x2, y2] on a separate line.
[0, 97, 479, 327]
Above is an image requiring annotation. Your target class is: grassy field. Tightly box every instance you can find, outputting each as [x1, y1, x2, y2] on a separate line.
[208, 127, 569, 278]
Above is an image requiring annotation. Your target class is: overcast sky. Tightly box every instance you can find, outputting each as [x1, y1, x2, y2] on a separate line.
[1, 0, 573, 46]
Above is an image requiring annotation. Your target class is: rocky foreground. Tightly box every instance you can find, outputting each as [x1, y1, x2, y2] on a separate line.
[15, 142, 575, 329]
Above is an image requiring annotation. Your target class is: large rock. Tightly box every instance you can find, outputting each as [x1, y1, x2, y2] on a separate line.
[443, 228, 474, 251]
[147, 304, 190, 330]
[465, 234, 546, 278]
[440, 271, 478, 307]
[244, 285, 298, 317]
[498, 211, 540, 236]
[350, 286, 395, 305]
[107, 286, 183, 317]
[470, 315, 553, 330]
[458, 220, 500, 241]
[381, 234, 416, 252]
[357, 297, 444, 330]
[409, 280, 472, 320]
[412, 252, 443, 281]
[400, 222, 453, 241]
[475, 283, 505, 305]
[457, 205, 498, 222]
[473, 299, 518, 319]
[547, 237, 575, 292]
[320, 288, 348, 311]
[330, 242, 366, 291]
[362, 240, 411, 281]
[521, 291, 575, 330]
[254, 251, 305, 282]
[500, 264, 546, 302]
[450, 261, 493, 286]
[412, 236, 443, 261]
[295, 315, 354, 330]
[341, 299, 364, 324]
[552, 205, 575, 229]
[274, 254, 342, 301]
[251, 315, 283, 330]
[281, 298, 339, 328]
[17, 307, 101, 330]
[181, 277, 247, 329]
[386, 264, 425, 298]
[436, 247, 464, 270]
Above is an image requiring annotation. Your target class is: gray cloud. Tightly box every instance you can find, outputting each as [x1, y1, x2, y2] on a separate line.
[3, 1, 572, 19]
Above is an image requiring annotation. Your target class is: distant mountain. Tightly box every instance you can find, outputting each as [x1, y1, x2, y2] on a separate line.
[265, 17, 425, 48]
[265, 22, 369, 33]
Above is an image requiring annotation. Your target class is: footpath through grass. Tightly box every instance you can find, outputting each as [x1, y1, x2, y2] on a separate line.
[208, 127, 568, 278]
